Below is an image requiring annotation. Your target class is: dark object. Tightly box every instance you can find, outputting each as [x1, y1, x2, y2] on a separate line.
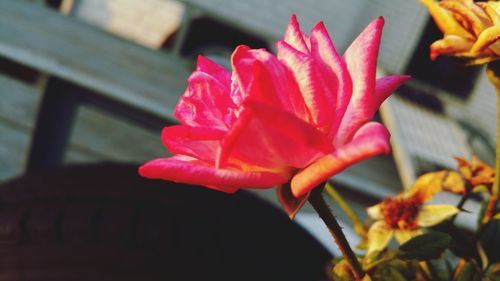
[0, 163, 331, 280]
[396, 82, 444, 113]
[26, 76, 82, 173]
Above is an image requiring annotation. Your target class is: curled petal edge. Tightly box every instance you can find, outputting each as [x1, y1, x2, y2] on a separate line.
[139, 156, 288, 193]
[277, 183, 310, 220]
[291, 122, 390, 198]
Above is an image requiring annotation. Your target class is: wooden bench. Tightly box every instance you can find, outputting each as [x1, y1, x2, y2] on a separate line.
[0, 1, 190, 172]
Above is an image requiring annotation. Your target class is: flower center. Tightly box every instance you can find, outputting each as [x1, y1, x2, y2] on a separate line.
[380, 196, 422, 230]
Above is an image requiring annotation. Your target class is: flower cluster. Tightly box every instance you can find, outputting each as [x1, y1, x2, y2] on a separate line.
[455, 156, 495, 191]
[421, 0, 500, 64]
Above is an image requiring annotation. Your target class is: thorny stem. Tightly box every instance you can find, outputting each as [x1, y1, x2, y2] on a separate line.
[325, 182, 366, 236]
[483, 194, 499, 224]
[308, 182, 365, 280]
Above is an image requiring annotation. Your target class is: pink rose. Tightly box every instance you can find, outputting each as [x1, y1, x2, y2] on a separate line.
[140, 16, 409, 216]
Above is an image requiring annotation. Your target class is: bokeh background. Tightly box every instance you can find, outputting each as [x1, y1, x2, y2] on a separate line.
[0, 0, 497, 252]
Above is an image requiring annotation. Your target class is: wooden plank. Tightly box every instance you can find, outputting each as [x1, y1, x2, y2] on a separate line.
[333, 155, 402, 199]
[69, 0, 185, 49]
[69, 104, 166, 162]
[0, 123, 29, 181]
[380, 97, 418, 188]
[0, 74, 165, 180]
[381, 95, 471, 188]
[0, 74, 38, 130]
[0, 1, 190, 120]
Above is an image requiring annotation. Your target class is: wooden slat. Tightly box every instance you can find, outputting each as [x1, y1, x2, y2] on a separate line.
[0, 123, 29, 181]
[0, 74, 38, 130]
[0, 1, 189, 120]
[70, 0, 185, 49]
[334, 156, 402, 199]
[381, 95, 471, 187]
[0, 74, 166, 181]
[69, 104, 166, 163]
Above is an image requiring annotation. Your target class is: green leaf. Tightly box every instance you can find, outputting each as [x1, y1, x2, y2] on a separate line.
[473, 185, 490, 193]
[494, 212, 500, 220]
[363, 249, 398, 271]
[397, 231, 451, 260]
[379, 266, 407, 281]
[431, 223, 470, 258]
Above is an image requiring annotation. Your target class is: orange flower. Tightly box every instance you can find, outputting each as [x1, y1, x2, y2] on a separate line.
[420, 0, 500, 64]
[366, 173, 459, 254]
[455, 156, 495, 191]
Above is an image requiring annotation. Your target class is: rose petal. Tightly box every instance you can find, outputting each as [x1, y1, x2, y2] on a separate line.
[196, 55, 231, 86]
[231, 45, 311, 122]
[375, 75, 411, 107]
[291, 122, 390, 197]
[277, 183, 310, 219]
[277, 40, 334, 133]
[283, 14, 310, 54]
[219, 100, 332, 174]
[419, 0, 473, 39]
[479, 2, 500, 26]
[337, 17, 384, 145]
[471, 26, 500, 55]
[430, 35, 474, 60]
[394, 229, 422, 244]
[416, 205, 459, 227]
[139, 156, 288, 192]
[367, 221, 394, 254]
[174, 71, 235, 129]
[439, 1, 489, 36]
[309, 22, 352, 138]
[161, 125, 226, 163]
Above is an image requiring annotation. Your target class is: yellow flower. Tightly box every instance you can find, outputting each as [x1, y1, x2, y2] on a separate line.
[366, 174, 459, 254]
[420, 0, 500, 64]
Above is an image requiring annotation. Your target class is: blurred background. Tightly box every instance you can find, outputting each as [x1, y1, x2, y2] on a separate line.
[0, 0, 497, 250]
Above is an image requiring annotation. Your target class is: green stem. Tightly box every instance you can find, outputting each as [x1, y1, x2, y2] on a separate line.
[484, 62, 500, 225]
[449, 190, 470, 224]
[308, 183, 365, 280]
[493, 91, 500, 197]
[485, 62, 500, 198]
[325, 182, 366, 237]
